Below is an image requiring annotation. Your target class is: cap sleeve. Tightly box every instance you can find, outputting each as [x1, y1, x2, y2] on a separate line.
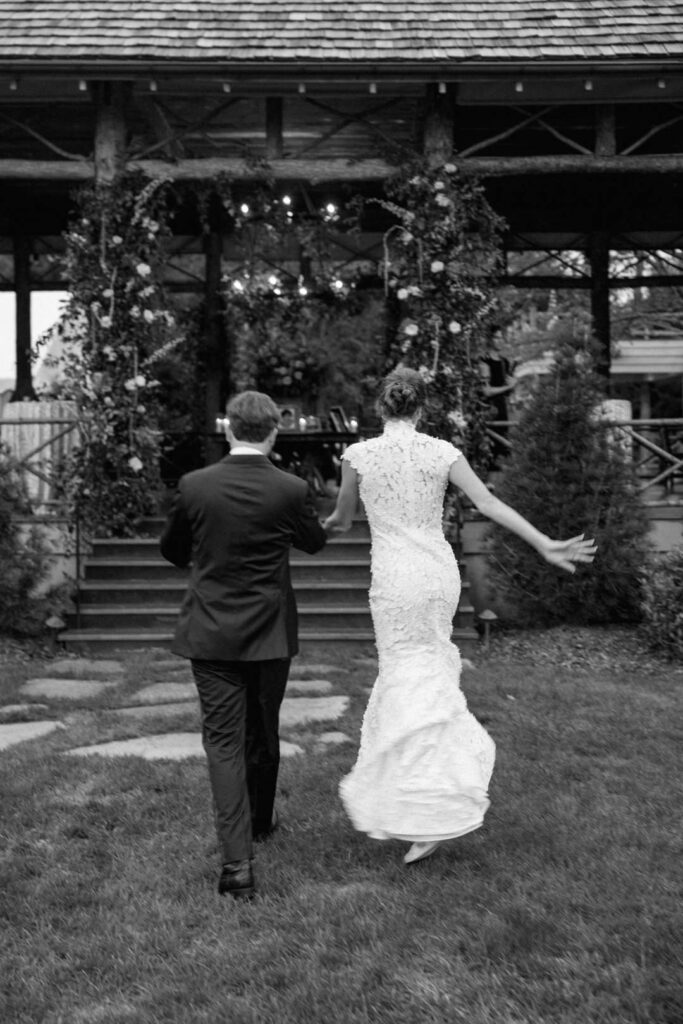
[435, 438, 462, 473]
[341, 441, 365, 474]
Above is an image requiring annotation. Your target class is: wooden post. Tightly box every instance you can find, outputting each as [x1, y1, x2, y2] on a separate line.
[266, 98, 284, 160]
[10, 234, 36, 401]
[203, 229, 225, 464]
[94, 82, 128, 183]
[588, 231, 611, 385]
[422, 84, 454, 168]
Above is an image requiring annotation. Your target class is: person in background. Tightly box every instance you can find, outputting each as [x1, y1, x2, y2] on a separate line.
[479, 330, 517, 468]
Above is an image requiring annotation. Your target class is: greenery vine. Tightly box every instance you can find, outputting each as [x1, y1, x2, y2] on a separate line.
[51, 173, 182, 536]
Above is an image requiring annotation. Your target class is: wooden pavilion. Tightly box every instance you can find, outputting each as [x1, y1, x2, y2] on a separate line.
[2, 1, 683, 415]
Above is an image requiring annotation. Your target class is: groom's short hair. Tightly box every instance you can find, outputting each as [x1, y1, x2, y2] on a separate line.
[227, 391, 281, 442]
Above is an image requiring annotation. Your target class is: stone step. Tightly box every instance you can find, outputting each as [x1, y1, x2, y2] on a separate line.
[57, 627, 479, 658]
[71, 604, 376, 631]
[136, 515, 372, 540]
[83, 558, 373, 583]
[77, 579, 376, 606]
[90, 536, 371, 562]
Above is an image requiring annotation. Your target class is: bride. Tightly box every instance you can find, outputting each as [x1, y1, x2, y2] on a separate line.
[323, 368, 596, 865]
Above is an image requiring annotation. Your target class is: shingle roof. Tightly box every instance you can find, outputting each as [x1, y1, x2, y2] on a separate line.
[1, 1, 683, 65]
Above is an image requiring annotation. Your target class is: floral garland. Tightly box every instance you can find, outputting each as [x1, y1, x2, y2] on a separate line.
[377, 160, 506, 469]
[52, 173, 181, 537]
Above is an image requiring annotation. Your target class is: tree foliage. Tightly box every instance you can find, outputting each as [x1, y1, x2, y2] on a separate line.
[488, 334, 651, 625]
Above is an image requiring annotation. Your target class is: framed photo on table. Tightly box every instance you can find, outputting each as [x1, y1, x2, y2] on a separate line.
[278, 404, 301, 431]
[329, 406, 351, 432]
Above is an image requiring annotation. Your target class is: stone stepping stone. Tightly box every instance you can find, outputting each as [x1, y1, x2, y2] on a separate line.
[65, 733, 303, 761]
[280, 695, 349, 729]
[316, 731, 352, 747]
[0, 703, 50, 723]
[291, 663, 346, 677]
[286, 679, 333, 696]
[128, 683, 196, 705]
[104, 702, 199, 721]
[48, 658, 124, 679]
[0, 720, 63, 751]
[20, 678, 120, 701]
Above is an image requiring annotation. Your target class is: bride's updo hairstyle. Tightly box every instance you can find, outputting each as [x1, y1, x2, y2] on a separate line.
[377, 367, 427, 420]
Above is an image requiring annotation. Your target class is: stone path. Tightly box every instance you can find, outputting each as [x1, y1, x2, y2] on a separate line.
[0, 653, 361, 760]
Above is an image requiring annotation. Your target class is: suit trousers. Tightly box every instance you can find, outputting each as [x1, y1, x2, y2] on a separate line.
[191, 657, 290, 864]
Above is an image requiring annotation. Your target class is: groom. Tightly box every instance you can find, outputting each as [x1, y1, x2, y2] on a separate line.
[160, 390, 327, 900]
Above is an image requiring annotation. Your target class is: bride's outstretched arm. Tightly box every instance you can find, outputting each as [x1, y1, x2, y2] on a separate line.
[448, 455, 597, 574]
[322, 461, 359, 534]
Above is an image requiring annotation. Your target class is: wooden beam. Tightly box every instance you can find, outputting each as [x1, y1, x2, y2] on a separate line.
[11, 235, 37, 401]
[5, 153, 683, 182]
[94, 82, 128, 183]
[504, 274, 683, 289]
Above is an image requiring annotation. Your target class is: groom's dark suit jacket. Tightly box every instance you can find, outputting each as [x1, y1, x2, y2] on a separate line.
[160, 454, 327, 661]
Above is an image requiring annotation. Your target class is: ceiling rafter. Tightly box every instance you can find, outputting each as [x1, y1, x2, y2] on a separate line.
[0, 109, 86, 161]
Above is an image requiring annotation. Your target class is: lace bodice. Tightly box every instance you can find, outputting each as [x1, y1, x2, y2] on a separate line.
[342, 419, 460, 542]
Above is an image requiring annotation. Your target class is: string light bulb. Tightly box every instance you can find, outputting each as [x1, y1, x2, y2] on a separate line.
[514, 81, 524, 93]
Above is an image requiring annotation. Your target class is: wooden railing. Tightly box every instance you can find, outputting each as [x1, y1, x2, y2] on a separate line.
[487, 418, 683, 497]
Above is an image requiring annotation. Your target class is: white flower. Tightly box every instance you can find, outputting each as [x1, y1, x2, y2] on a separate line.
[431, 260, 445, 273]
[147, 220, 159, 233]
[401, 231, 413, 244]
[140, 285, 155, 298]
[444, 163, 457, 173]
[123, 378, 137, 391]
[143, 309, 155, 324]
[130, 306, 140, 320]
[103, 396, 114, 407]
[397, 288, 409, 300]
[102, 288, 113, 299]
[111, 235, 123, 245]
[134, 374, 146, 387]
[404, 322, 419, 337]
[448, 410, 467, 430]
[100, 315, 112, 329]
[448, 320, 462, 334]
[128, 456, 143, 473]
[136, 263, 152, 277]
[435, 194, 452, 207]
[434, 181, 445, 190]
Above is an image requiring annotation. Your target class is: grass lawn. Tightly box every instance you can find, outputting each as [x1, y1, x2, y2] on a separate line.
[1, 628, 681, 1024]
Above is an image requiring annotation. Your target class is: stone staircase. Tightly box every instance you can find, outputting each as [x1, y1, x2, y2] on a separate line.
[60, 515, 478, 656]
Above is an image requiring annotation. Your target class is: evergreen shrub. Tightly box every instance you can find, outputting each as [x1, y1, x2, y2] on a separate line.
[0, 445, 50, 636]
[639, 547, 683, 661]
[487, 338, 651, 625]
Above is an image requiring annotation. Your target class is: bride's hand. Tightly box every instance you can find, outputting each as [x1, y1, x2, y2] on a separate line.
[540, 534, 597, 574]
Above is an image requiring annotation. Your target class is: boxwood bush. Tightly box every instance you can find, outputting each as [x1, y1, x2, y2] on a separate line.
[640, 547, 683, 661]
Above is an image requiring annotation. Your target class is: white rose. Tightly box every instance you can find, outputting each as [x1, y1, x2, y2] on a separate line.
[434, 181, 445, 190]
[435, 194, 452, 207]
[135, 374, 146, 387]
[143, 309, 155, 323]
[111, 235, 123, 245]
[397, 288, 409, 300]
[123, 378, 137, 391]
[448, 321, 462, 334]
[431, 260, 445, 273]
[100, 315, 112, 329]
[136, 263, 152, 277]
[102, 289, 113, 299]
[128, 456, 143, 473]
[444, 163, 457, 173]
[404, 322, 419, 337]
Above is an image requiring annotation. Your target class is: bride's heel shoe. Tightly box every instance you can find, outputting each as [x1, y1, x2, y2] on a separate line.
[403, 841, 441, 865]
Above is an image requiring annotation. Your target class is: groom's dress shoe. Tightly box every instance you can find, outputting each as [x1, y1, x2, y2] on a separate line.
[218, 859, 255, 900]
[253, 810, 279, 843]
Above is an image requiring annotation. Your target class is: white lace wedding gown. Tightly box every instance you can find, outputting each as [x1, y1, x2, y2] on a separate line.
[339, 419, 496, 842]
